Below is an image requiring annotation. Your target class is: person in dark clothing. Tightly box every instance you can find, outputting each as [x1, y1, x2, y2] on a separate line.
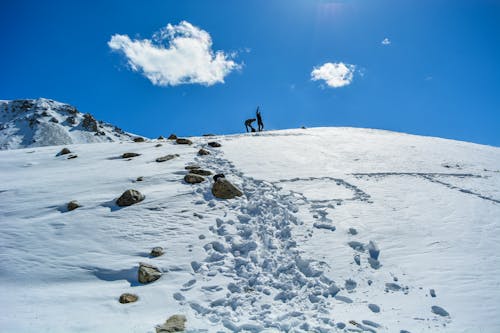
[256, 107, 264, 132]
[245, 118, 256, 133]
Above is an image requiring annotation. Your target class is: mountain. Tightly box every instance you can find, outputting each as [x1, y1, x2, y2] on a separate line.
[0, 98, 134, 149]
[0, 127, 499, 333]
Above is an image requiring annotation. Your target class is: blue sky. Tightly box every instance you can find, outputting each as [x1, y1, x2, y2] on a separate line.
[1, 0, 499, 146]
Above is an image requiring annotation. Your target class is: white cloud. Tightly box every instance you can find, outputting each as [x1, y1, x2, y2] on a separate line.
[381, 37, 391, 45]
[311, 62, 356, 88]
[108, 21, 240, 86]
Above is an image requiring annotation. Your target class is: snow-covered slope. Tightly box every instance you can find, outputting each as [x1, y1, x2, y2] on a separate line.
[0, 98, 134, 149]
[0, 127, 499, 333]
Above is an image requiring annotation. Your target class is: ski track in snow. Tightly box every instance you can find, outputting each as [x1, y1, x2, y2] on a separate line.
[174, 140, 451, 332]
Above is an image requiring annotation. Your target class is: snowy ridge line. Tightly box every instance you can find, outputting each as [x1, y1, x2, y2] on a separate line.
[353, 172, 499, 204]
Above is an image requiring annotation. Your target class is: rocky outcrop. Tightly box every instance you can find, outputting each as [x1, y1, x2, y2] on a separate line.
[133, 137, 145, 142]
[119, 293, 138, 304]
[122, 152, 141, 158]
[176, 138, 192, 145]
[198, 149, 210, 156]
[82, 113, 98, 132]
[57, 148, 71, 156]
[185, 165, 200, 170]
[207, 141, 221, 147]
[184, 173, 205, 184]
[156, 154, 179, 162]
[116, 189, 145, 206]
[67, 200, 81, 211]
[138, 262, 162, 284]
[189, 169, 212, 176]
[156, 315, 186, 333]
[167, 134, 177, 140]
[150, 247, 164, 257]
[212, 178, 243, 199]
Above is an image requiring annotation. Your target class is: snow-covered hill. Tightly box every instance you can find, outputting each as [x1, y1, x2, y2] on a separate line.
[0, 98, 134, 149]
[0, 127, 499, 333]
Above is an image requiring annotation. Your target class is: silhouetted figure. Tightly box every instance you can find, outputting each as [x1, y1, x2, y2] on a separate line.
[245, 118, 256, 133]
[256, 107, 264, 132]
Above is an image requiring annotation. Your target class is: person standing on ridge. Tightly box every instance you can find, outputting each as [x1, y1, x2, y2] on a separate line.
[244, 118, 256, 132]
[256, 106, 264, 132]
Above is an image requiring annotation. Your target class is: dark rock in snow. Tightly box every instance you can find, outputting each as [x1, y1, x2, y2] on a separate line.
[155, 143, 162, 147]
[189, 169, 212, 176]
[213, 173, 225, 182]
[156, 314, 186, 333]
[345, 279, 357, 291]
[348, 227, 358, 235]
[184, 173, 205, 184]
[150, 247, 164, 257]
[367, 240, 380, 260]
[82, 113, 98, 132]
[133, 137, 145, 142]
[368, 257, 381, 269]
[212, 178, 243, 199]
[67, 154, 78, 159]
[207, 141, 221, 147]
[368, 303, 380, 313]
[138, 262, 161, 284]
[157, 135, 165, 140]
[185, 165, 200, 170]
[49, 117, 59, 123]
[116, 189, 145, 206]
[176, 138, 192, 145]
[431, 305, 450, 317]
[198, 148, 210, 156]
[119, 293, 138, 304]
[57, 147, 71, 156]
[167, 134, 177, 140]
[67, 200, 81, 211]
[156, 154, 179, 162]
[348, 241, 365, 252]
[122, 152, 141, 158]
[136, 176, 144, 182]
[430, 289, 436, 297]
[354, 254, 361, 265]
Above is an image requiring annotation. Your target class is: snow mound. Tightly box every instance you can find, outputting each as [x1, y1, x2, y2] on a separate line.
[0, 127, 499, 333]
[0, 98, 134, 149]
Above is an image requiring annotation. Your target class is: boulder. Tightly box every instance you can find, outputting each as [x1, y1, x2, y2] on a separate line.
[207, 141, 221, 148]
[156, 315, 186, 333]
[119, 293, 138, 304]
[133, 137, 145, 142]
[50, 117, 59, 123]
[150, 247, 164, 257]
[189, 169, 212, 176]
[176, 138, 192, 145]
[67, 154, 78, 159]
[167, 134, 177, 140]
[213, 173, 225, 182]
[185, 165, 200, 170]
[156, 154, 179, 162]
[138, 262, 162, 284]
[184, 173, 205, 184]
[57, 148, 71, 156]
[122, 152, 141, 158]
[212, 178, 243, 199]
[155, 143, 163, 147]
[157, 135, 165, 140]
[67, 200, 81, 211]
[198, 149, 210, 156]
[136, 176, 144, 182]
[116, 189, 145, 207]
[367, 241, 380, 260]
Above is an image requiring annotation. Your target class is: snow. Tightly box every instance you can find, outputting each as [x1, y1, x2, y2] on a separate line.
[0, 127, 499, 333]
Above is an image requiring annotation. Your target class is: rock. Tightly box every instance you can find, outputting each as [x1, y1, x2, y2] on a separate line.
[198, 148, 210, 156]
[66, 116, 77, 125]
[367, 240, 380, 260]
[189, 169, 212, 176]
[150, 247, 164, 257]
[82, 113, 98, 132]
[185, 165, 200, 170]
[156, 314, 186, 333]
[155, 143, 163, 147]
[345, 279, 357, 291]
[67, 154, 78, 159]
[207, 141, 221, 147]
[431, 305, 450, 317]
[138, 262, 161, 284]
[57, 148, 71, 156]
[119, 293, 138, 304]
[167, 134, 177, 140]
[212, 178, 243, 199]
[348, 227, 358, 235]
[50, 117, 59, 123]
[133, 137, 145, 142]
[156, 154, 179, 162]
[348, 241, 365, 252]
[368, 303, 380, 313]
[136, 176, 144, 182]
[122, 152, 141, 158]
[202, 133, 215, 137]
[430, 289, 436, 297]
[176, 138, 192, 145]
[116, 189, 145, 207]
[67, 200, 81, 211]
[213, 173, 225, 182]
[184, 173, 205, 184]
[368, 257, 381, 269]
[157, 135, 165, 140]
